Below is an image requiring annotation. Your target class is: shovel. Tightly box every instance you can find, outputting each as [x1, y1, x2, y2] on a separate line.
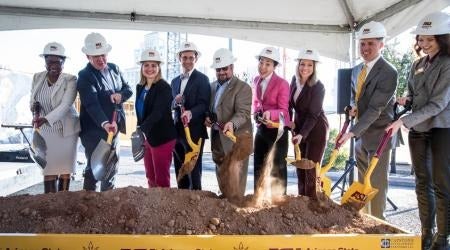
[177, 105, 202, 182]
[91, 110, 118, 181]
[319, 106, 352, 196]
[341, 129, 392, 208]
[254, 112, 285, 142]
[209, 115, 237, 143]
[285, 132, 316, 170]
[341, 102, 411, 208]
[31, 102, 47, 169]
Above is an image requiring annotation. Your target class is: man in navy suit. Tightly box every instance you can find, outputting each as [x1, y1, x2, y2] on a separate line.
[77, 32, 133, 191]
[171, 42, 211, 190]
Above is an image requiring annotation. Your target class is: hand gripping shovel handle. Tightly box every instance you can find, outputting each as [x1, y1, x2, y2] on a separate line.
[215, 121, 237, 143]
[179, 105, 200, 150]
[32, 101, 42, 131]
[285, 130, 302, 165]
[334, 105, 353, 149]
[291, 130, 302, 161]
[106, 110, 117, 144]
[393, 101, 412, 121]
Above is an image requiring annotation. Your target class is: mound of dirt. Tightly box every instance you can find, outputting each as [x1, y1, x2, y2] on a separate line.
[0, 186, 401, 235]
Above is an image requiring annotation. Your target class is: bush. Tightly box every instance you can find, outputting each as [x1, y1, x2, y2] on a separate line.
[321, 128, 349, 171]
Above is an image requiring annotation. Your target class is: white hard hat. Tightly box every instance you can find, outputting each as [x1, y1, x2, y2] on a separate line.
[357, 21, 387, 39]
[40, 42, 67, 58]
[81, 32, 112, 56]
[138, 49, 164, 65]
[210, 48, 236, 69]
[256, 46, 281, 64]
[295, 48, 321, 62]
[177, 41, 201, 57]
[412, 12, 450, 35]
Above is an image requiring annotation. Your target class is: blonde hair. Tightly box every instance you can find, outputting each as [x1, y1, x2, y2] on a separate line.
[139, 61, 162, 86]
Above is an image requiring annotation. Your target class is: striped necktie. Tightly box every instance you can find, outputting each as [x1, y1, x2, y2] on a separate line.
[355, 64, 367, 103]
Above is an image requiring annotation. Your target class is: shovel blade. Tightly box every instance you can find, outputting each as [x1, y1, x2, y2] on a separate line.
[103, 150, 118, 181]
[91, 139, 112, 181]
[32, 130, 47, 152]
[341, 181, 379, 209]
[30, 130, 47, 169]
[291, 159, 316, 169]
[28, 147, 47, 169]
[274, 113, 285, 142]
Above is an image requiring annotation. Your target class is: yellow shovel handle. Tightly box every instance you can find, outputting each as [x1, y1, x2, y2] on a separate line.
[266, 120, 279, 128]
[294, 144, 301, 161]
[364, 157, 379, 189]
[320, 149, 338, 176]
[106, 131, 114, 144]
[184, 127, 201, 151]
[224, 131, 236, 143]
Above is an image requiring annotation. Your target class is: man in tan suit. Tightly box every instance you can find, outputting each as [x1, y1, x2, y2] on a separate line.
[205, 48, 253, 197]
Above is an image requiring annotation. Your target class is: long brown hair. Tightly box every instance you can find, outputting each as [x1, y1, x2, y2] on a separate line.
[139, 61, 162, 86]
[296, 59, 317, 87]
[414, 34, 450, 57]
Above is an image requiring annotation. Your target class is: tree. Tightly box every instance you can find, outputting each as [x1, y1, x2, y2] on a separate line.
[382, 42, 415, 98]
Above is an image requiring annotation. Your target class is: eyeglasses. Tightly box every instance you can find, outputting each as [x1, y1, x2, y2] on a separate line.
[215, 66, 229, 72]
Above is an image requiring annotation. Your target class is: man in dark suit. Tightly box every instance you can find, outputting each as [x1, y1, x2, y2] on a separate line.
[339, 21, 398, 220]
[77, 32, 133, 191]
[171, 42, 211, 190]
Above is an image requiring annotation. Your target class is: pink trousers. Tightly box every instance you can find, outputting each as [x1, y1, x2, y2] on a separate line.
[143, 139, 176, 188]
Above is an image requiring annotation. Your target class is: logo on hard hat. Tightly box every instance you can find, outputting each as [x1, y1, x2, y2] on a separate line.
[215, 57, 221, 63]
[49, 46, 58, 51]
[265, 49, 273, 54]
[148, 51, 155, 57]
[184, 43, 191, 48]
[95, 43, 103, 49]
[306, 50, 313, 54]
[362, 28, 371, 34]
[421, 21, 432, 29]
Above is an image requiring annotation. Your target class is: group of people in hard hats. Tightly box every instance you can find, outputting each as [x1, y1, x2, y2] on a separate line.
[30, 11, 448, 249]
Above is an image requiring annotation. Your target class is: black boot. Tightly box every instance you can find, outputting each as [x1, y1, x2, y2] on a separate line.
[44, 179, 57, 193]
[58, 177, 70, 192]
[429, 234, 448, 250]
[422, 228, 434, 250]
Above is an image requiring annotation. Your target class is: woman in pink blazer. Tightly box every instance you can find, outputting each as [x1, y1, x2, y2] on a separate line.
[252, 47, 290, 196]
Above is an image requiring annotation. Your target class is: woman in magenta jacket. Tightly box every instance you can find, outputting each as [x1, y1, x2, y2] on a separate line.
[289, 49, 329, 198]
[252, 47, 290, 196]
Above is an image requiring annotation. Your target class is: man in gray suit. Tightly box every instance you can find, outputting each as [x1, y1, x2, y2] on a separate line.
[205, 48, 253, 198]
[339, 21, 398, 220]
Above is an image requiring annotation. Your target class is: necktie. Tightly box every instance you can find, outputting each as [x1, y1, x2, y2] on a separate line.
[355, 64, 367, 103]
[214, 83, 223, 111]
[180, 72, 189, 81]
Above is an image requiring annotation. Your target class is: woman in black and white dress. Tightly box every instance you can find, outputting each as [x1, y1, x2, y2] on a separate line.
[30, 42, 80, 193]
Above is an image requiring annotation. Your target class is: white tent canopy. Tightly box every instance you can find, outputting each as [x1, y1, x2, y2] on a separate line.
[0, 0, 448, 61]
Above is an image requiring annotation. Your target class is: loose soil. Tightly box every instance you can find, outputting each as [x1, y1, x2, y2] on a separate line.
[0, 187, 401, 235]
